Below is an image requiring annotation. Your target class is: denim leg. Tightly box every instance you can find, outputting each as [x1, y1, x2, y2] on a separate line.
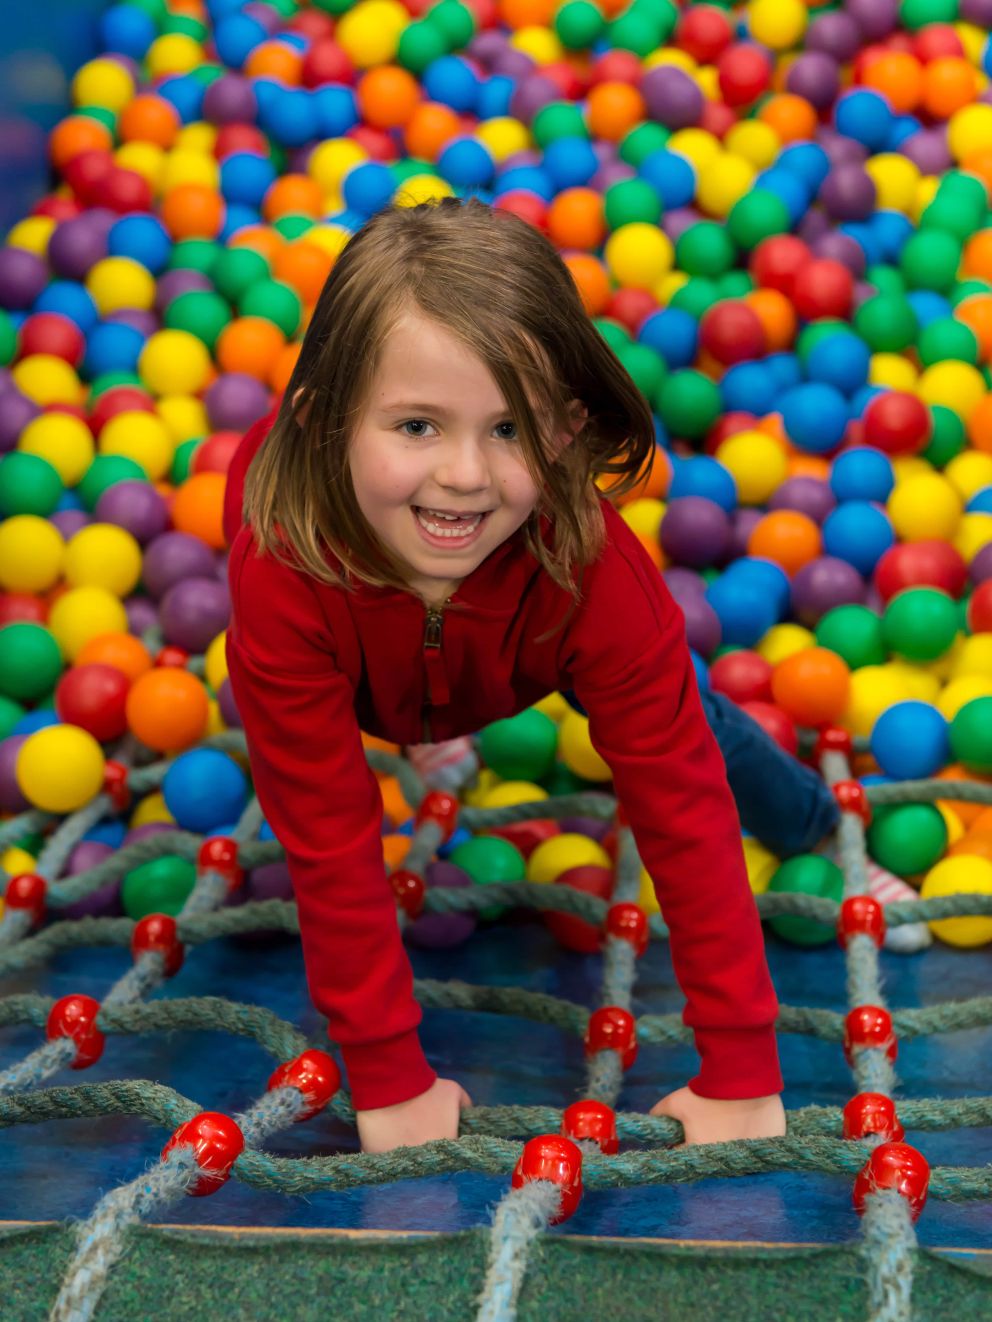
[697, 688, 840, 857]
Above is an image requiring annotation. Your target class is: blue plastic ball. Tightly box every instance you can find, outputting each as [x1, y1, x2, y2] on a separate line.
[493, 166, 554, 201]
[638, 306, 698, 367]
[35, 282, 99, 334]
[220, 153, 277, 208]
[754, 167, 810, 223]
[669, 455, 737, 511]
[640, 150, 695, 209]
[721, 556, 790, 620]
[542, 137, 598, 189]
[156, 74, 205, 124]
[764, 352, 802, 391]
[436, 138, 495, 188]
[869, 210, 913, 261]
[780, 383, 849, 453]
[258, 86, 317, 148]
[162, 749, 249, 834]
[83, 819, 127, 847]
[835, 89, 894, 152]
[721, 361, 777, 415]
[777, 142, 830, 190]
[343, 161, 396, 216]
[806, 332, 871, 396]
[704, 576, 778, 648]
[691, 649, 710, 691]
[850, 384, 884, 417]
[99, 4, 156, 59]
[906, 289, 951, 329]
[423, 56, 480, 113]
[312, 85, 360, 137]
[822, 501, 895, 575]
[83, 321, 145, 378]
[214, 13, 268, 68]
[107, 215, 172, 274]
[829, 446, 895, 503]
[967, 486, 992, 515]
[870, 700, 949, 780]
[477, 75, 513, 119]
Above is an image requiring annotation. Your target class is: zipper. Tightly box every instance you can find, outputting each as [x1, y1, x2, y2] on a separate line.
[421, 596, 453, 742]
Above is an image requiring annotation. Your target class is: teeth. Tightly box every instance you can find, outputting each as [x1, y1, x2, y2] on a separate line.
[415, 507, 484, 537]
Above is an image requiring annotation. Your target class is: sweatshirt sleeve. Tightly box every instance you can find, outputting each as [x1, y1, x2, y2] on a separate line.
[559, 508, 783, 1100]
[225, 528, 437, 1111]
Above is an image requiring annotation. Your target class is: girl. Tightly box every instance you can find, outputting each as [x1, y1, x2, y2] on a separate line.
[224, 196, 789, 1155]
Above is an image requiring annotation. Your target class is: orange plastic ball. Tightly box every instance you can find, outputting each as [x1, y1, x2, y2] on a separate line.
[586, 82, 647, 142]
[960, 150, 992, 200]
[50, 115, 113, 170]
[161, 183, 224, 239]
[936, 764, 992, 827]
[962, 230, 992, 284]
[126, 668, 210, 753]
[216, 317, 287, 381]
[546, 187, 606, 251]
[75, 632, 153, 683]
[357, 65, 422, 129]
[744, 287, 797, 351]
[747, 509, 822, 574]
[245, 40, 303, 84]
[118, 94, 181, 148]
[272, 239, 334, 304]
[499, 0, 556, 28]
[403, 102, 462, 161]
[262, 174, 323, 221]
[171, 472, 227, 549]
[230, 226, 284, 265]
[270, 341, 301, 393]
[966, 394, 992, 452]
[921, 57, 978, 119]
[758, 94, 818, 144]
[949, 832, 992, 864]
[786, 453, 831, 481]
[863, 52, 924, 114]
[957, 295, 992, 361]
[562, 252, 612, 316]
[771, 648, 851, 726]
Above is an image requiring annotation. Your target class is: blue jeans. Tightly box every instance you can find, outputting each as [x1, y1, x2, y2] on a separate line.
[561, 687, 840, 858]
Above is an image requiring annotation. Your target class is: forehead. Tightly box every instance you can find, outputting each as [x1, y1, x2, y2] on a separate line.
[376, 313, 497, 391]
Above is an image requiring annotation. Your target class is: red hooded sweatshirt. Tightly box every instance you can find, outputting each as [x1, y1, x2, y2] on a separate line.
[224, 409, 783, 1112]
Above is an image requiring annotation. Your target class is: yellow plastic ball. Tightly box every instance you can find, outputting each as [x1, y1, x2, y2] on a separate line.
[948, 105, 992, 162]
[462, 767, 501, 808]
[723, 120, 779, 169]
[936, 803, 965, 847]
[869, 352, 918, 392]
[204, 632, 229, 692]
[743, 836, 779, 895]
[890, 454, 931, 485]
[749, 0, 806, 49]
[887, 473, 962, 541]
[526, 833, 612, 884]
[1, 847, 37, 876]
[695, 66, 719, 100]
[696, 152, 755, 218]
[86, 256, 156, 315]
[18, 412, 94, 485]
[157, 395, 209, 444]
[71, 57, 134, 112]
[159, 149, 219, 194]
[0, 515, 64, 593]
[954, 21, 987, 63]
[16, 725, 106, 814]
[64, 523, 143, 597]
[557, 710, 612, 781]
[335, 0, 409, 67]
[950, 634, 992, 680]
[756, 623, 815, 665]
[174, 123, 216, 155]
[864, 154, 919, 214]
[393, 175, 455, 206]
[645, 49, 697, 73]
[656, 270, 689, 304]
[303, 223, 351, 261]
[917, 361, 986, 417]
[667, 129, 719, 171]
[115, 142, 166, 192]
[886, 661, 941, 704]
[6, 216, 56, 256]
[920, 855, 992, 946]
[842, 665, 915, 737]
[478, 780, 549, 808]
[937, 674, 992, 720]
[716, 430, 787, 505]
[605, 223, 674, 290]
[945, 451, 992, 502]
[139, 330, 212, 397]
[10, 354, 84, 407]
[146, 33, 203, 78]
[474, 117, 530, 163]
[637, 865, 661, 915]
[98, 411, 174, 481]
[954, 512, 992, 562]
[509, 26, 563, 63]
[534, 692, 570, 723]
[129, 790, 175, 829]
[911, 175, 941, 221]
[620, 497, 665, 540]
[206, 698, 227, 738]
[48, 586, 128, 661]
[308, 139, 368, 194]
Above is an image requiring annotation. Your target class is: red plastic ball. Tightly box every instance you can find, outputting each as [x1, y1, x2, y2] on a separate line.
[913, 25, 965, 61]
[843, 1092, 904, 1142]
[483, 817, 560, 860]
[852, 1141, 929, 1221]
[588, 49, 643, 88]
[492, 190, 549, 233]
[585, 1005, 637, 1069]
[604, 902, 649, 956]
[198, 836, 243, 890]
[677, 5, 733, 63]
[191, 431, 243, 475]
[709, 650, 773, 704]
[214, 125, 270, 159]
[863, 391, 932, 456]
[103, 167, 152, 214]
[132, 912, 185, 977]
[604, 286, 658, 335]
[346, 123, 397, 162]
[699, 99, 738, 139]
[699, 300, 767, 365]
[750, 235, 811, 297]
[873, 539, 967, 602]
[161, 1112, 245, 1196]
[4, 872, 47, 924]
[739, 700, 799, 756]
[33, 195, 81, 222]
[717, 42, 772, 106]
[833, 779, 872, 827]
[55, 663, 130, 741]
[18, 312, 86, 366]
[561, 1099, 619, 1154]
[543, 60, 588, 100]
[838, 895, 886, 949]
[268, 1049, 341, 1119]
[792, 259, 854, 320]
[301, 38, 355, 88]
[390, 867, 426, 919]
[844, 1005, 897, 1066]
[46, 993, 105, 1068]
[89, 385, 156, 434]
[155, 645, 190, 669]
[415, 790, 459, 843]
[544, 865, 613, 953]
[966, 580, 992, 632]
[511, 1135, 583, 1224]
[64, 149, 114, 204]
[0, 592, 47, 626]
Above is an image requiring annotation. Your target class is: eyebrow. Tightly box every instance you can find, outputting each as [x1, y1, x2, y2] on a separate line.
[378, 401, 511, 418]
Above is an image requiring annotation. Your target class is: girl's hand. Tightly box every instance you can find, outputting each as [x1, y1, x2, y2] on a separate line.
[650, 1087, 786, 1146]
[356, 1077, 473, 1154]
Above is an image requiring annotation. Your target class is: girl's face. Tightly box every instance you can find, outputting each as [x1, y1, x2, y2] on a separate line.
[348, 310, 569, 606]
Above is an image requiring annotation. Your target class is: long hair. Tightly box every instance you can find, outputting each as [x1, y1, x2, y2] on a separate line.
[243, 196, 657, 639]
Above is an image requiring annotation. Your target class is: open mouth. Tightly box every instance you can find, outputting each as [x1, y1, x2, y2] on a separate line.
[411, 506, 491, 545]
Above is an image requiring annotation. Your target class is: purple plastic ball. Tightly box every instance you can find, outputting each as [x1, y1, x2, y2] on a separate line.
[60, 841, 123, 920]
[492, 48, 535, 80]
[50, 509, 90, 539]
[218, 678, 242, 727]
[0, 735, 30, 812]
[508, 74, 559, 123]
[142, 531, 217, 599]
[845, 0, 898, 40]
[591, 162, 636, 191]
[405, 861, 477, 949]
[468, 30, 507, 66]
[0, 388, 40, 452]
[797, 209, 832, 244]
[559, 815, 611, 842]
[960, 0, 992, 21]
[107, 308, 159, 337]
[660, 497, 731, 568]
[225, 861, 296, 944]
[819, 165, 876, 221]
[125, 595, 159, 636]
[663, 566, 708, 601]
[790, 556, 866, 625]
[785, 52, 840, 110]
[154, 269, 213, 315]
[159, 577, 231, 652]
[768, 476, 837, 524]
[0, 248, 48, 310]
[727, 507, 764, 560]
[204, 373, 272, 431]
[900, 129, 952, 176]
[96, 480, 169, 543]
[48, 215, 110, 280]
[123, 822, 175, 847]
[808, 11, 862, 61]
[202, 74, 258, 124]
[662, 207, 701, 243]
[680, 593, 722, 656]
[970, 543, 992, 585]
[642, 65, 703, 129]
[811, 231, 867, 276]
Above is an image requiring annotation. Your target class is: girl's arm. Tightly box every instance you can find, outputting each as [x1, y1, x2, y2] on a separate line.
[225, 528, 437, 1113]
[560, 505, 784, 1102]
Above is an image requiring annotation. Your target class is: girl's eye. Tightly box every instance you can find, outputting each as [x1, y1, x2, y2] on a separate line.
[399, 419, 435, 438]
[398, 420, 518, 441]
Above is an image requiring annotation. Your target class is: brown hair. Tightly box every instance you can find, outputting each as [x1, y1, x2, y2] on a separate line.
[243, 195, 657, 639]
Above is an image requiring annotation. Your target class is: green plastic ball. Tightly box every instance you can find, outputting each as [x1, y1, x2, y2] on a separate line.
[272, 214, 314, 241]
[716, 270, 753, 299]
[668, 276, 721, 319]
[853, 294, 918, 352]
[477, 709, 558, 781]
[616, 342, 666, 399]
[767, 854, 845, 946]
[866, 803, 948, 877]
[397, 21, 449, 73]
[163, 289, 231, 351]
[594, 318, 632, 352]
[77, 455, 147, 512]
[0, 623, 64, 703]
[899, 0, 959, 30]
[0, 453, 64, 517]
[923, 404, 967, 468]
[675, 221, 737, 277]
[899, 229, 962, 293]
[863, 265, 905, 298]
[815, 604, 887, 669]
[171, 438, 202, 484]
[797, 318, 850, 362]
[609, 11, 668, 56]
[213, 247, 270, 302]
[917, 317, 979, 367]
[654, 369, 722, 439]
[532, 102, 588, 147]
[447, 835, 527, 920]
[604, 178, 663, 229]
[426, 0, 475, 47]
[540, 761, 597, 796]
[88, 372, 143, 401]
[0, 310, 16, 365]
[239, 279, 301, 338]
[618, 123, 670, 167]
[122, 855, 197, 920]
[555, 0, 606, 48]
[0, 694, 25, 740]
[168, 239, 221, 277]
[920, 197, 983, 243]
[949, 697, 992, 774]
[882, 587, 960, 662]
[726, 189, 790, 250]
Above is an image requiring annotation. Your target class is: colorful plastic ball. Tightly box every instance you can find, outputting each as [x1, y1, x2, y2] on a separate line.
[0, 452, 63, 518]
[949, 698, 992, 774]
[888, 472, 963, 543]
[15, 724, 105, 813]
[715, 430, 788, 506]
[669, 456, 737, 511]
[747, 510, 823, 576]
[871, 701, 950, 780]
[446, 834, 526, 920]
[138, 329, 212, 397]
[867, 803, 948, 878]
[122, 854, 196, 920]
[544, 865, 613, 954]
[780, 384, 849, 454]
[0, 622, 63, 703]
[874, 539, 968, 602]
[829, 448, 895, 505]
[63, 523, 142, 597]
[882, 587, 959, 662]
[661, 496, 730, 568]
[640, 149, 696, 210]
[125, 667, 209, 753]
[0, 516, 64, 593]
[768, 853, 845, 946]
[170, 472, 226, 549]
[557, 710, 610, 781]
[604, 223, 673, 291]
[655, 370, 722, 439]
[405, 860, 477, 950]
[162, 748, 249, 834]
[49, 586, 128, 662]
[920, 855, 992, 947]
[822, 502, 895, 576]
[55, 664, 130, 743]
[863, 390, 932, 456]
[815, 604, 887, 670]
[698, 300, 765, 365]
[637, 306, 698, 368]
[160, 578, 231, 653]
[17, 412, 94, 488]
[791, 258, 854, 320]
[771, 647, 851, 726]
[806, 332, 871, 397]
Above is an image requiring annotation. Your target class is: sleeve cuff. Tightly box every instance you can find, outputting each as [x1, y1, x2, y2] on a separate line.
[340, 1028, 438, 1112]
[687, 1025, 784, 1100]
